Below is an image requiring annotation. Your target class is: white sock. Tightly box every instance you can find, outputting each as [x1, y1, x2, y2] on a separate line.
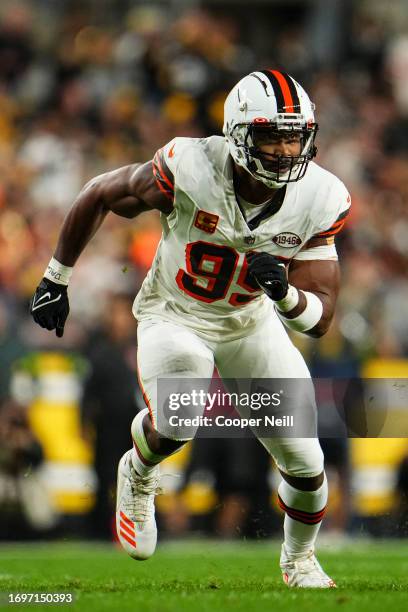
[278, 474, 328, 558]
[130, 408, 167, 477]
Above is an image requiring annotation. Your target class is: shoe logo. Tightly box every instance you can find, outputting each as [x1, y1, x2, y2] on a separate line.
[119, 511, 137, 548]
[31, 292, 61, 311]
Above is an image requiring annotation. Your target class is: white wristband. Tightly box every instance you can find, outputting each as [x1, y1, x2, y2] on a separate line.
[44, 257, 73, 286]
[276, 290, 323, 333]
[275, 285, 299, 312]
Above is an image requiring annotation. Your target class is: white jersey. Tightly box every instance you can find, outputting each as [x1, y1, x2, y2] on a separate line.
[133, 136, 350, 340]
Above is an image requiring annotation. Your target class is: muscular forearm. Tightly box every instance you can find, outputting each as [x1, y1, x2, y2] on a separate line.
[53, 164, 148, 266]
[52, 162, 168, 267]
[275, 288, 333, 338]
[54, 183, 109, 266]
[305, 292, 334, 338]
[30, 160, 171, 338]
[275, 259, 339, 337]
[247, 253, 337, 338]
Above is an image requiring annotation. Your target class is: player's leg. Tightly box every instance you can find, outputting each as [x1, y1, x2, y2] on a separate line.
[117, 318, 215, 560]
[272, 443, 334, 587]
[215, 312, 334, 587]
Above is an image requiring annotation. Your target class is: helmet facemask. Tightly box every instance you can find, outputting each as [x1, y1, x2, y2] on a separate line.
[229, 119, 318, 188]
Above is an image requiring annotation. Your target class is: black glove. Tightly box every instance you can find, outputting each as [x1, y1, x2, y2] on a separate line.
[246, 252, 288, 301]
[30, 278, 69, 337]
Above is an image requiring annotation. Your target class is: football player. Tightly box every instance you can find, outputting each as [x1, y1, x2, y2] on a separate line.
[30, 70, 350, 588]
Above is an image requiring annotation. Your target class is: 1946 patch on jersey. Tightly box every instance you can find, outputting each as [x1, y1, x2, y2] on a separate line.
[272, 232, 302, 248]
[194, 210, 219, 234]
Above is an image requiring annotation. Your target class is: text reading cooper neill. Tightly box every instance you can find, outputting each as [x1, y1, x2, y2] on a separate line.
[168, 415, 294, 428]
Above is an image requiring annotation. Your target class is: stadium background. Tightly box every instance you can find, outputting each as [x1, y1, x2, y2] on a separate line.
[0, 0, 408, 543]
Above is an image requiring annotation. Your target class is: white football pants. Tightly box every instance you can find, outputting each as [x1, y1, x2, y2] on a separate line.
[136, 313, 324, 478]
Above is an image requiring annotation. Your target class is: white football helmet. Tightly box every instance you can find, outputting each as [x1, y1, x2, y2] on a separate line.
[223, 69, 318, 188]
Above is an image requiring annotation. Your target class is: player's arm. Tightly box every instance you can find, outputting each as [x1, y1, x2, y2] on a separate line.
[284, 257, 340, 338]
[247, 232, 343, 338]
[54, 161, 173, 266]
[30, 158, 174, 336]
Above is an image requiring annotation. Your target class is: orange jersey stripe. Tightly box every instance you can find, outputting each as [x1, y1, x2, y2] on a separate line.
[152, 153, 174, 201]
[152, 156, 172, 187]
[314, 207, 350, 238]
[331, 219, 345, 229]
[317, 221, 346, 237]
[154, 150, 174, 192]
[153, 175, 174, 201]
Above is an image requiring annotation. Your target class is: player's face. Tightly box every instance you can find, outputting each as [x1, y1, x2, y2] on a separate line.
[252, 129, 303, 172]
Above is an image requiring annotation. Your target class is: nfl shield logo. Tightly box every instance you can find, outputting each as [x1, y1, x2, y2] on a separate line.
[244, 235, 255, 245]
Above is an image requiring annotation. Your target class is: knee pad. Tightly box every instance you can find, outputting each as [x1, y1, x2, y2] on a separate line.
[284, 440, 324, 478]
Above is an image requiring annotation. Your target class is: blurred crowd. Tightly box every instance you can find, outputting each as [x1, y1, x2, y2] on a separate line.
[1, 0, 408, 541]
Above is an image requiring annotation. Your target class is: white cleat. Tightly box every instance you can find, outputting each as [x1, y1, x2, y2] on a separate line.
[280, 544, 337, 588]
[116, 450, 160, 560]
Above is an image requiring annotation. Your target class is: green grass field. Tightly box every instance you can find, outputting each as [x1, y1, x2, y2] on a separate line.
[0, 540, 407, 611]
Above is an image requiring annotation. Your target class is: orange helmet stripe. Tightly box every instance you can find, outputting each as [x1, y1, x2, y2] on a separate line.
[269, 70, 295, 113]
